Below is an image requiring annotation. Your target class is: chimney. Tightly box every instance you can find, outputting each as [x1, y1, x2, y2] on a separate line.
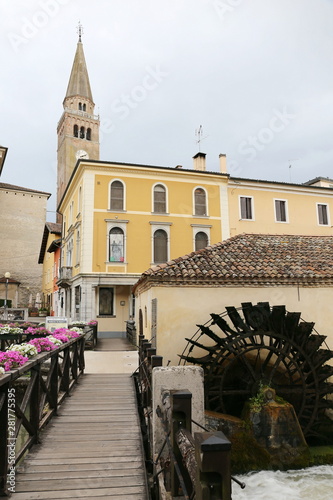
[219, 153, 227, 174]
[193, 152, 206, 171]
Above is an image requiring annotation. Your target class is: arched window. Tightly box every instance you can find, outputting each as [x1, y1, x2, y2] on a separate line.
[194, 188, 207, 216]
[153, 229, 167, 263]
[82, 103, 86, 112]
[80, 126, 85, 139]
[153, 184, 166, 213]
[73, 124, 78, 137]
[86, 128, 91, 141]
[110, 180, 124, 210]
[195, 231, 208, 251]
[78, 102, 82, 110]
[109, 227, 124, 262]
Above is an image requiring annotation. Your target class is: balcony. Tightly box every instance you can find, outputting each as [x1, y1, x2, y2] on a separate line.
[57, 267, 72, 288]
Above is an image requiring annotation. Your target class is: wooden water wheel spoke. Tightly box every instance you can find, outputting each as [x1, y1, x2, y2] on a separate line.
[220, 388, 253, 396]
[179, 302, 333, 440]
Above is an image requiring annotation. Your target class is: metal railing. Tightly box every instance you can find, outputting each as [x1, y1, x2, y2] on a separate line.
[0, 334, 86, 496]
[134, 335, 241, 499]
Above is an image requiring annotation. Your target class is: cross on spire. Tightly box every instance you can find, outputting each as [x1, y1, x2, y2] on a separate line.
[77, 21, 84, 42]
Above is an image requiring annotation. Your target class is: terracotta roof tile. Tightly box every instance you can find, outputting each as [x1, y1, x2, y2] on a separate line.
[134, 234, 333, 290]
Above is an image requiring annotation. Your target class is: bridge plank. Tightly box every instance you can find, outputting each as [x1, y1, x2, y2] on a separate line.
[11, 373, 148, 499]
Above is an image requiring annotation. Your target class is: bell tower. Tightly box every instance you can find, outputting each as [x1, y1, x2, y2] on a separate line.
[57, 24, 100, 208]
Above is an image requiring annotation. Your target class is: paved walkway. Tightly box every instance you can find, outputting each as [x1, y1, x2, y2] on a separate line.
[11, 338, 148, 500]
[84, 338, 138, 374]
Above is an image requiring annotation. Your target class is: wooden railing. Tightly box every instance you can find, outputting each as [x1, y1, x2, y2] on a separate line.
[134, 335, 241, 500]
[0, 334, 86, 496]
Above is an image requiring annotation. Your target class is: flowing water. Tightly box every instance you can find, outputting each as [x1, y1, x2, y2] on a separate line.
[232, 465, 333, 500]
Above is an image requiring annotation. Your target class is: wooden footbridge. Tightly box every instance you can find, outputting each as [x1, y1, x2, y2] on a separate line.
[1, 338, 149, 500]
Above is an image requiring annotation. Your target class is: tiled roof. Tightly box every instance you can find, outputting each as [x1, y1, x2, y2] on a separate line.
[46, 222, 61, 234]
[135, 234, 333, 289]
[38, 222, 62, 264]
[0, 182, 51, 197]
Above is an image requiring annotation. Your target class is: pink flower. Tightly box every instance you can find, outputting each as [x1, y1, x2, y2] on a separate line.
[66, 331, 81, 339]
[25, 327, 51, 336]
[0, 351, 29, 371]
[28, 338, 57, 353]
[52, 333, 70, 343]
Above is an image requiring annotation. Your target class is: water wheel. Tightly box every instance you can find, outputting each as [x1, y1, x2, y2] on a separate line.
[179, 302, 333, 439]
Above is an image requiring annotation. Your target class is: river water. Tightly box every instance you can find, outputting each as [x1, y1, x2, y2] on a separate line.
[232, 465, 333, 500]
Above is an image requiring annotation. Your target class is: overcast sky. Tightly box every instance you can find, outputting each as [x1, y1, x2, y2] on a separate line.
[0, 0, 332, 219]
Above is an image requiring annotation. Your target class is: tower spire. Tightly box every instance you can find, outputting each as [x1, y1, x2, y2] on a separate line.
[65, 28, 93, 102]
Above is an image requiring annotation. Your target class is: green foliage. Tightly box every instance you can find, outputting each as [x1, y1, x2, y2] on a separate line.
[248, 382, 268, 413]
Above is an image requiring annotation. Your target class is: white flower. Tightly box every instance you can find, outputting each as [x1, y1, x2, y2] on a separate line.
[7, 343, 38, 357]
[0, 326, 24, 335]
[47, 335, 62, 346]
[0, 367, 5, 375]
[69, 327, 84, 333]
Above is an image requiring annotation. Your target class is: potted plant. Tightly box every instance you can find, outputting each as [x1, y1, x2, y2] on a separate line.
[38, 307, 49, 317]
[28, 307, 39, 317]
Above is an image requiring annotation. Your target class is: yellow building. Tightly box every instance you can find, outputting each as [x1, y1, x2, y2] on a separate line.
[38, 223, 61, 314]
[57, 156, 229, 335]
[228, 175, 333, 237]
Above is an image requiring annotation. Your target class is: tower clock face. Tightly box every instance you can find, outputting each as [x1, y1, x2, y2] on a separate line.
[76, 149, 89, 160]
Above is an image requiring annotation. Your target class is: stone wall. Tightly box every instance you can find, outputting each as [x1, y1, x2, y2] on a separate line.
[0, 186, 49, 307]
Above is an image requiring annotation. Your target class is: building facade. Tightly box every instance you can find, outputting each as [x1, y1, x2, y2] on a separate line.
[54, 35, 333, 338]
[0, 182, 50, 308]
[38, 222, 61, 315]
[57, 157, 229, 335]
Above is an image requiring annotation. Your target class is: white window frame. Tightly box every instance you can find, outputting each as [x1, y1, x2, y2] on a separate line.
[108, 179, 126, 212]
[150, 222, 171, 264]
[152, 182, 169, 214]
[316, 203, 330, 226]
[191, 224, 211, 251]
[274, 198, 289, 223]
[193, 186, 209, 217]
[66, 237, 73, 267]
[239, 195, 255, 221]
[106, 220, 128, 263]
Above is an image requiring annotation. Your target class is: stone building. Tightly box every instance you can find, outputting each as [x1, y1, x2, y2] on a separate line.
[0, 182, 50, 307]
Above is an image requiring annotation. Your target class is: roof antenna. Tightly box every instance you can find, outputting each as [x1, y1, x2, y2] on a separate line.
[195, 125, 208, 152]
[77, 21, 83, 42]
[288, 159, 299, 182]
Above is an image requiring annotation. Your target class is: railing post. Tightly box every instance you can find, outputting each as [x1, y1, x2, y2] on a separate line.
[171, 390, 192, 497]
[146, 348, 156, 408]
[71, 342, 78, 382]
[139, 339, 149, 381]
[79, 335, 85, 372]
[141, 342, 151, 408]
[30, 365, 41, 445]
[194, 431, 232, 500]
[0, 380, 9, 496]
[50, 355, 59, 414]
[60, 346, 70, 395]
